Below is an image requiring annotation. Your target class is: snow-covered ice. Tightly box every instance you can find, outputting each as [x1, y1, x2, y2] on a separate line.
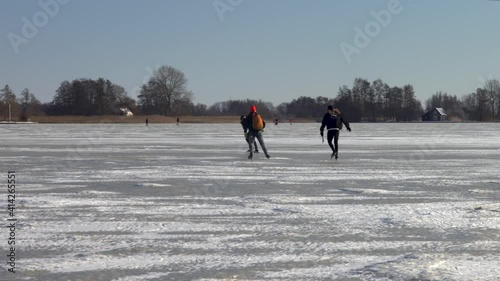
[0, 123, 499, 280]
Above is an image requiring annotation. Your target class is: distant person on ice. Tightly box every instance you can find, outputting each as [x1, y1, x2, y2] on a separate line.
[243, 105, 270, 160]
[240, 115, 259, 153]
[145, 118, 149, 126]
[176, 117, 180, 126]
[320, 106, 351, 160]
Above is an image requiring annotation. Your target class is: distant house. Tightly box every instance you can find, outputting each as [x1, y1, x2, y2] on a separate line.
[422, 108, 447, 121]
[119, 108, 134, 117]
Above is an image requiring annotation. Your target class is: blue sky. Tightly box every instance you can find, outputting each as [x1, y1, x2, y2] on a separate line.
[1, 0, 499, 106]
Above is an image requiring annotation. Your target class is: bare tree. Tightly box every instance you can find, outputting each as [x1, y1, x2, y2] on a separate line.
[18, 89, 43, 120]
[498, 88, 500, 121]
[138, 65, 192, 116]
[402, 84, 419, 121]
[484, 79, 500, 121]
[276, 102, 288, 116]
[371, 79, 389, 121]
[462, 88, 496, 122]
[352, 78, 371, 120]
[0, 85, 20, 120]
[19, 89, 32, 120]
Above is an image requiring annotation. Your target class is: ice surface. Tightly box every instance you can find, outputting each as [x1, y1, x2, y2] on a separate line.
[0, 123, 499, 280]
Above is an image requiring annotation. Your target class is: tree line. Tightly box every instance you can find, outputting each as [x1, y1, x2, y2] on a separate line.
[1, 85, 43, 121]
[2, 64, 500, 122]
[278, 78, 423, 122]
[425, 79, 500, 122]
[47, 78, 137, 116]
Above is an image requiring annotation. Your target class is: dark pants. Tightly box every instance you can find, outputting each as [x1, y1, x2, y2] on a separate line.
[327, 130, 339, 153]
[248, 131, 268, 155]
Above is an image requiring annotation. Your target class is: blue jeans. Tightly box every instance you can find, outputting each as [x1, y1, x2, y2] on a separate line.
[248, 131, 268, 155]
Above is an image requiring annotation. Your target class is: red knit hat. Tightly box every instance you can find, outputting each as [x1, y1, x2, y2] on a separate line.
[250, 105, 257, 112]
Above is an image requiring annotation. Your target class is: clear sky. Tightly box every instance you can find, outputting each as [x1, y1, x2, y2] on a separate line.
[1, 0, 499, 106]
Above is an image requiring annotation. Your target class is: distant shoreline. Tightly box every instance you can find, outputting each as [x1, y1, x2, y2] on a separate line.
[1, 116, 494, 124]
[17, 115, 316, 124]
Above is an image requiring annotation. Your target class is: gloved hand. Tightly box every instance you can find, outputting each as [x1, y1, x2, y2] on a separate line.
[261, 128, 265, 133]
[347, 127, 352, 132]
[320, 131, 324, 137]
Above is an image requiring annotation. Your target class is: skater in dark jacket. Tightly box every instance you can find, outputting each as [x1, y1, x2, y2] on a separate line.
[240, 115, 259, 153]
[244, 105, 270, 159]
[320, 106, 351, 159]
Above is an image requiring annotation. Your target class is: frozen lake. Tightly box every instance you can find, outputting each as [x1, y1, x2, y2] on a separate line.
[1, 123, 499, 281]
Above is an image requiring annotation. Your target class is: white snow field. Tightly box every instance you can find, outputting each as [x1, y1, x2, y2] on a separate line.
[1, 122, 499, 281]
